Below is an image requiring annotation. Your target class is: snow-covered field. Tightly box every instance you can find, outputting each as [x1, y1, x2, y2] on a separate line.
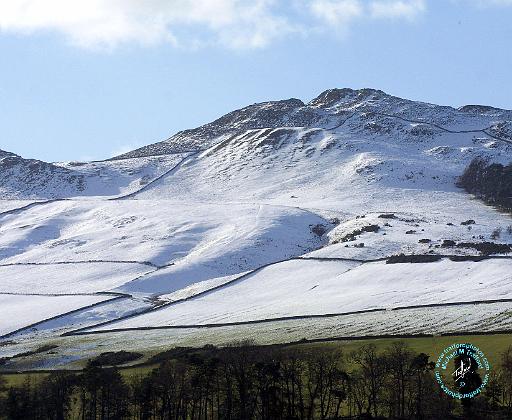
[0, 199, 325, 339]
[0, 200, 40, 214]
[0, 200, 325, 292]
[78, 300, 512, 348]
[84, 258, 512, 332]
[0, 262, 153, 295]
[0, 294, 113, 337]
[1, 88, 512, 369]
[6, 300, 512, 371]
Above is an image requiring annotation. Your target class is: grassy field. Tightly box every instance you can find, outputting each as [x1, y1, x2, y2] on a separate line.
[2, 333, 511, 387]
[2, 371, 49, 387]
[291, 333, 511, 369]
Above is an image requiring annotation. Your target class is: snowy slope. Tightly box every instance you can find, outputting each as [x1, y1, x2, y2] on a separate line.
[0, 200, 326, 294]
[0, 262, 153, 295]
[0, 294, 113, 337]
[85, 258, 512, 332]
[131, 113, 511, 205]
[0, 200, 41, 214]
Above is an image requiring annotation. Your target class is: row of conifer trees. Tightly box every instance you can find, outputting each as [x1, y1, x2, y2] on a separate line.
[1, 341, 512, 419]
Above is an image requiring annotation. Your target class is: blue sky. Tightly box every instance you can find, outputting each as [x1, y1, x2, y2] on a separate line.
[0, 0, 511, 162]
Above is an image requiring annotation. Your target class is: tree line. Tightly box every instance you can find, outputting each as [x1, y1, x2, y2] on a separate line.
[1, 341, 512, 419]
[457, 158, 512, 211]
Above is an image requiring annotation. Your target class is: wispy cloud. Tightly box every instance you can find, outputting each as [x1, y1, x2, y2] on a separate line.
[369, 0, 425, 20]
[310, 0, 364, 26]
[0, 0, 295, 50]
[309, 0, 425, 29]
[0, 0, 428, 50]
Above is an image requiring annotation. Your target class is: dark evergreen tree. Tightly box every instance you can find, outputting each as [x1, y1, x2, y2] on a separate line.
[39, 372, 77, 420]
[458, 158, 512, 210]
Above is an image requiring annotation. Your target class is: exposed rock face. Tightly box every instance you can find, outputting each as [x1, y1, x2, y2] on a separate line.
[112, 98, 322, 159]
[0, 151, 86, 199]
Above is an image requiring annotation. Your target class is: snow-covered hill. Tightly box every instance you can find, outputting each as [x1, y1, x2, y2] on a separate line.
[112, 88, 512, 160]
[1, 88, 512, 369]
[3, 88, 512, 200]
[0, 150, 188, 199]
[126, 89, 512, 204]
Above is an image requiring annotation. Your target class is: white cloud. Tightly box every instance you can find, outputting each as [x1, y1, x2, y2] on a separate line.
[310, 0, 363, 26]
[0, 0, 172, 48]
[0, 0, 293, 50]
[0, 0, 430, 50]
[309, 0, 425, 28]
[370, 0, 425, 20]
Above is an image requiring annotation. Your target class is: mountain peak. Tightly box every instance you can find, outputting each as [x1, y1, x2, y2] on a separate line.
[110, 88, 512, 161]
[309, 87, 389, 108]
[458, 104, 509, 115]
[0, 149, 16, 159]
